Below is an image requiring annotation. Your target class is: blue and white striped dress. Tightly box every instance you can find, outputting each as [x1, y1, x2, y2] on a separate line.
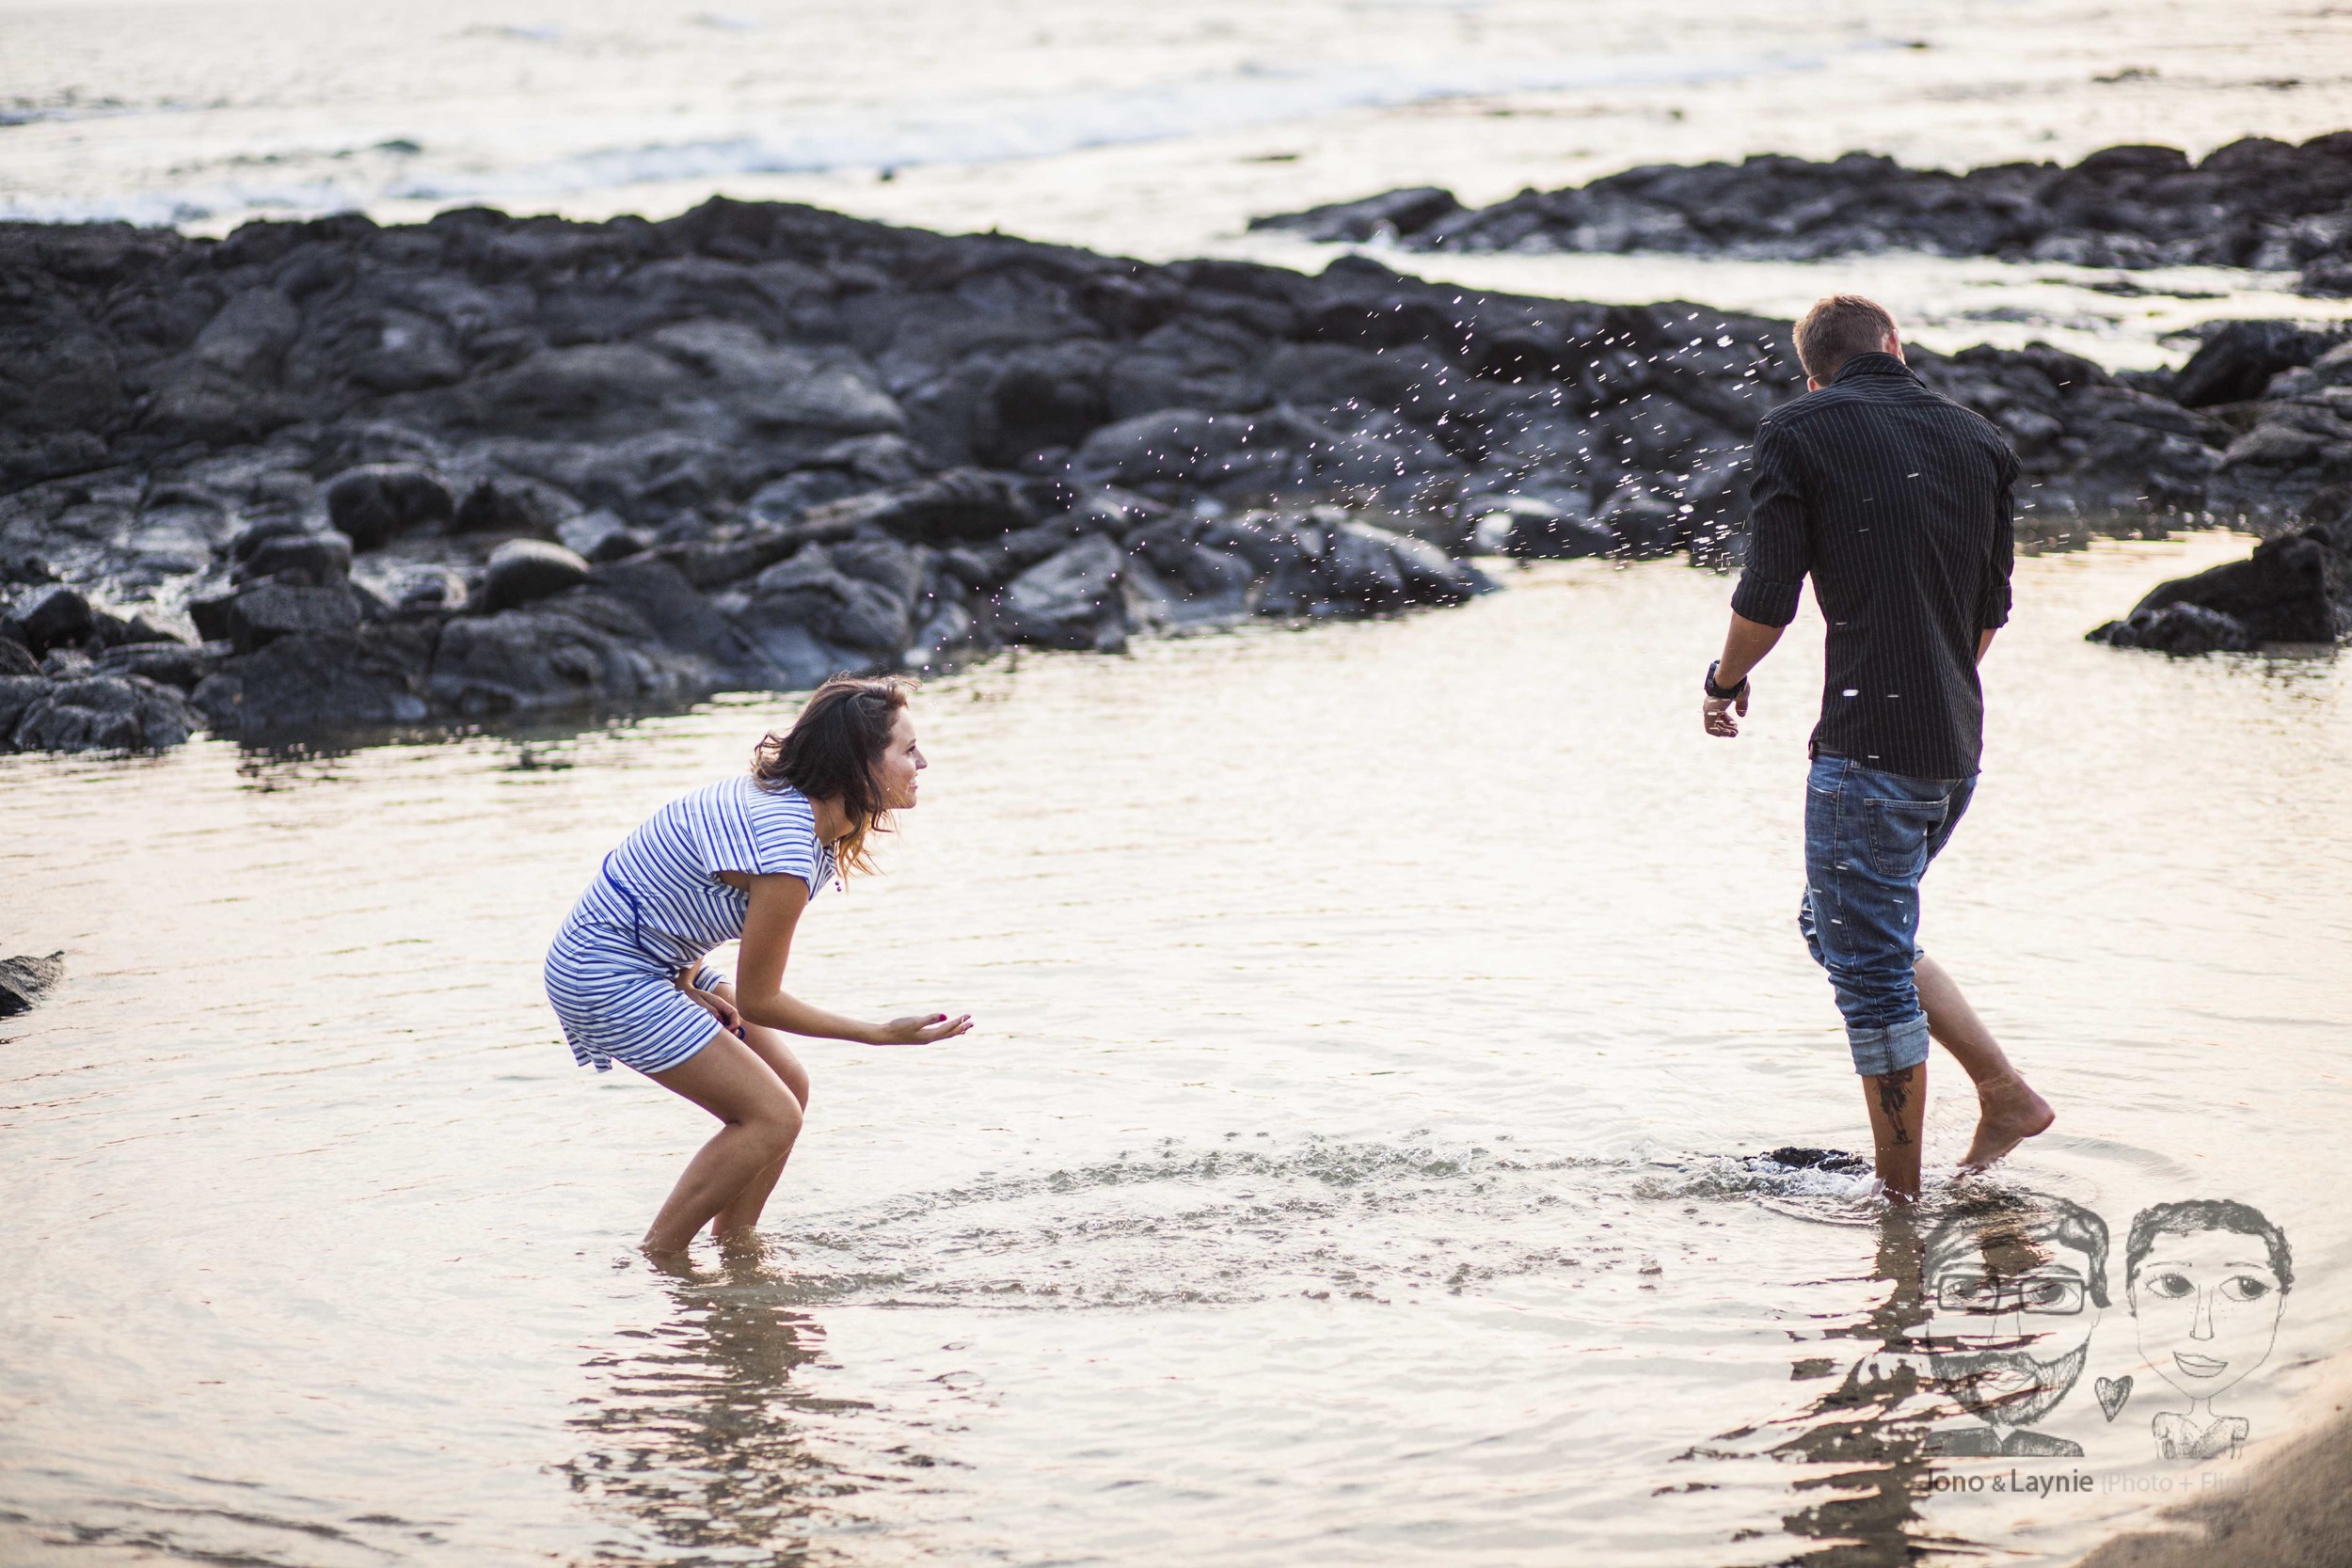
[545, 774, 837, 1074]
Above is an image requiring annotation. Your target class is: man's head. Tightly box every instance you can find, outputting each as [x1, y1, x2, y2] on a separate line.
[1921, 1192, 2109, 1431]
[1794, 295, 1901, 388]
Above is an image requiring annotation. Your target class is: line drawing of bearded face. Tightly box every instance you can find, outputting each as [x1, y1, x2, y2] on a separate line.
[1920, 1194, 2110, 1434]
[1929, 1339, 2091, 1430]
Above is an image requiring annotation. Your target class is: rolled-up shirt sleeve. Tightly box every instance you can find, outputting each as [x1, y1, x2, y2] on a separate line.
[1979, 447, 2018, 630]
[1729, 419, 1809, 626]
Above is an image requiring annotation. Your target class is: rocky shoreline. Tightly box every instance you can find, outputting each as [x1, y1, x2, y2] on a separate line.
[1, 198, 2344, 753]
[1251, 135, 2352, 295]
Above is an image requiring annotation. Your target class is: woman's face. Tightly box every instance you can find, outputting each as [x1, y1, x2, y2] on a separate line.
[2131, 1229, 2285, 1402]
[873, 707, 925, 811]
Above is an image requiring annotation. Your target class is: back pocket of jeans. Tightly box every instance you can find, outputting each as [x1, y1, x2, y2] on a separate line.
[1865, 796, 1947, 880]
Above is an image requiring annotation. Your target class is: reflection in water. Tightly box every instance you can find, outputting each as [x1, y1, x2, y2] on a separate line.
[1766, 1189, 2130, 1563]
[1921, 1192, 2110, 1458]
[1768, 1210, 1946, 1567]
[564, 1244, 882, 1565]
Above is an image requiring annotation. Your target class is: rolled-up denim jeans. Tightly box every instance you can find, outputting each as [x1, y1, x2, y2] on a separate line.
[1799, 752, 1977, 1077]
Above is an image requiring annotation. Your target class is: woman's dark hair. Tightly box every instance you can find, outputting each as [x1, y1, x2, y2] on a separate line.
[2125, 1198, 2294, 1295]
[751, 675, 913, 878]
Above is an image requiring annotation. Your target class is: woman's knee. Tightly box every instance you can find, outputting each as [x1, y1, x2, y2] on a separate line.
[741, 1027, 812, 1109]
[739, 1094, 803, 1160]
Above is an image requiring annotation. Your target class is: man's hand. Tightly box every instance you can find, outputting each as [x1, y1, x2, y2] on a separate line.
[1704, 682, 1750, 738]
[1704, 615, 1784, 741]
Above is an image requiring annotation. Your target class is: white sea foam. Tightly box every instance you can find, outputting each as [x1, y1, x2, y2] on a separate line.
[0, 50, 1821, 229]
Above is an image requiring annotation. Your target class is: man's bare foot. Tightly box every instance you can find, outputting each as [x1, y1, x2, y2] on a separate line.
[1960, 1074, 2054, 1171]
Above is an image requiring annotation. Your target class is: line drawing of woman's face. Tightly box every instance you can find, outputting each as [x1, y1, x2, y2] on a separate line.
[2130, 1229, 2285, 1404]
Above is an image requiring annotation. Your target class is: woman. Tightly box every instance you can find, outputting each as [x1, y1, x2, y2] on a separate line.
[545, 675, 972, 1256]
[2127, 1198, 2293, 1463]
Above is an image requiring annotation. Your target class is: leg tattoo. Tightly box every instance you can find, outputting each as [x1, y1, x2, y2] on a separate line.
[1874, 1067, 1915, 1146]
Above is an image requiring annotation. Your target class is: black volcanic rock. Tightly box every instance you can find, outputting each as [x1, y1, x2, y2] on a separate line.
[480, 538, 592, 610]
[2090, 601, 2260, 655]
[221, 580, 368, 654]
[0, 951, 64, 1017]
[2090, 492, 2352, 652]
[234, 529, 354, 586]
[1252, 135, 2352, 290]
[1255, 187, 1468, 245]
[7, 673, 198, 750]
[192, 625, 435, 734]
[0, 196, 2328, 752]
[5, 583, 94, 655]
[2170, 322, 2349, 409]
[326, 463, 456, 548]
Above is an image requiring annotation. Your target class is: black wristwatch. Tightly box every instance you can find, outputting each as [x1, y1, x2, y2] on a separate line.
[1704, 660, 1749, 701]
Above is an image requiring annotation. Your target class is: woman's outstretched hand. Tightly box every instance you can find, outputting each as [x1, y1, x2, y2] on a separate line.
[870, 1012, 974, 1045]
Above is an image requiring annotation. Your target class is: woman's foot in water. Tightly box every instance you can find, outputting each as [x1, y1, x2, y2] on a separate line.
[1959, 1073, 2054, 1172]
[639, 1242, 703, 1279]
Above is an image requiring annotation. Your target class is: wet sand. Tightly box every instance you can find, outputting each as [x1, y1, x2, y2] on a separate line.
[2076, 1392, 2352, 1567]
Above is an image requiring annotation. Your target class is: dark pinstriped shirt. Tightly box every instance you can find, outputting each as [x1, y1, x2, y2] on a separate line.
[1731, 353, 2019, 781]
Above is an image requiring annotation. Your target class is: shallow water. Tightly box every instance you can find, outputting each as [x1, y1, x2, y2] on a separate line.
[5, 532, 2348, 1565]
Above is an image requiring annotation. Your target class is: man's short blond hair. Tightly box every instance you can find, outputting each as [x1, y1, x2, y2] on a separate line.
[1793, 295, 1899, 383]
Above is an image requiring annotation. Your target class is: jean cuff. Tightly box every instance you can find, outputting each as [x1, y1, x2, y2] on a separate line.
[1847, 1013, 1931, 1077]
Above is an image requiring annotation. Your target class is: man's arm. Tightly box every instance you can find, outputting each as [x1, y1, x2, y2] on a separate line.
[1977, 449, 2018, 653]
[1705, 421, 1809, 738]
[1705, 612, 1784, 737]
[1717, 613, 1785, 692]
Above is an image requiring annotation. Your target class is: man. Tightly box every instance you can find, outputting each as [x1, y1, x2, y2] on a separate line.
[1702, 294, 2052, 1198]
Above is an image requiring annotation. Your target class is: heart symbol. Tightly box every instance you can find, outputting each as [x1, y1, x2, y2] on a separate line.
[2096, 1374, 2133, 1421]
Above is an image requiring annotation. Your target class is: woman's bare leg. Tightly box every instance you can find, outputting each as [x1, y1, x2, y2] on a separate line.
[1915, 955, 2054, 1170]
[640, 1030, 805, 1255]
[707, 983, 812, 1239]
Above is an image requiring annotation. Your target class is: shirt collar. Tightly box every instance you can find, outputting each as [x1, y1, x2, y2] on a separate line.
[1832, 351, 1920, 385]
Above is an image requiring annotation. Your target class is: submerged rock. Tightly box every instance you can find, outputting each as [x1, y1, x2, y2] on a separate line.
[1752, 1148, 1872, 1175]
[0, 951, 64, 1017]
[2090, 601, 2262, 655]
